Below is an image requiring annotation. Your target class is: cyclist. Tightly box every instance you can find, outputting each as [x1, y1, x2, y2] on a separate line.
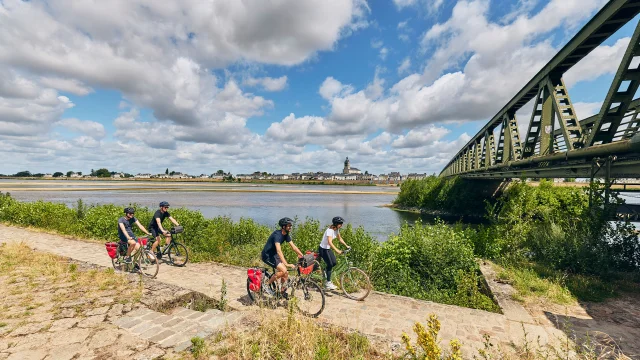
[117, 207, 151, 264]
[148, 201, 180, 258]
[261, 217, 304, 296]
[319, 216, 351, 290]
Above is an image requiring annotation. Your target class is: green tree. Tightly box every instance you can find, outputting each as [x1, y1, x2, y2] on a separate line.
[90, 169, 95, 176]
[95, 168, 110, 178]
[53, 172, 64, 177]
[77, 172, 82, 176]
[66, 171, 74, 177]
[216, 169, 225, 175]
[165, 168, 169, 175]
[14, 171, 31, 177]
[170, 171, 176, 176]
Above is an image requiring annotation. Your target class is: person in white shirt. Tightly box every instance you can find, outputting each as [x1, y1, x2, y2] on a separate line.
[318, 216, 350, 290]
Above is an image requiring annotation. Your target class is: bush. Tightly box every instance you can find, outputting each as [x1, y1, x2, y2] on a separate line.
[369, 220, 497, 311]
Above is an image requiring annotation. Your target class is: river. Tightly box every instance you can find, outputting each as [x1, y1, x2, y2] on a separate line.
[1, 179, 637, 241]
[0, 179, 423, 241]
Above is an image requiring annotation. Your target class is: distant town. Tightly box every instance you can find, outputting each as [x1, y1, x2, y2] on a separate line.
[1, 157, 432, 184]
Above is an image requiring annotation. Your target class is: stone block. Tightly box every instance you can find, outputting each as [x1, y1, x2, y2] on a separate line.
[130, 321, 155, 335]
[49, 318, 78, 332]
[127, 308, 153, 318]
[148, 329, 176, 343]
[78, 314, 106, 328]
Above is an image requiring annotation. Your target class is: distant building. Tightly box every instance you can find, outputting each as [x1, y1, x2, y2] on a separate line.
[342, 157, 362, 175]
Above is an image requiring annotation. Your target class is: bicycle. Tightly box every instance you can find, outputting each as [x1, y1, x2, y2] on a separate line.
[108, 236, 159, 278]
[314, 248, 372, 301]
[246, 261, 325, 318]
[148, 226, 189, 267]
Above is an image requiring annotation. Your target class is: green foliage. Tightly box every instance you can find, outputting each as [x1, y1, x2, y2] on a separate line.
[369, 220, 497, 311]
[191, 336, 207, 358]
[94, 168, 110, 178]
[394, 176, 499, 216]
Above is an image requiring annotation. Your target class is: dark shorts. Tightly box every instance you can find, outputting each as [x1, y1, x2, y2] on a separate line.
[261, 252, 282, 269]
[150, 228, 168, 238]
[118, 234, 138, 243]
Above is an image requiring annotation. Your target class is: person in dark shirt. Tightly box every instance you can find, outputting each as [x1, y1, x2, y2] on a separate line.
[118, 207, 151, 264]
[261, 217, 303, 296]
[148, 201, 180, 258]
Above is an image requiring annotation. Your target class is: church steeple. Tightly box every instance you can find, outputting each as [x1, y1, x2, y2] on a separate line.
[343, 157, 350, 174]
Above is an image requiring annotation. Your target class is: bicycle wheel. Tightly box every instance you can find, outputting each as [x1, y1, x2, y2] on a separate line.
[291, 279, 325, 318]
[168, 242, 189, 267]
[138, 250, 159, 278]
[340, 267, 371, 301]
[111, 256, 125, 272]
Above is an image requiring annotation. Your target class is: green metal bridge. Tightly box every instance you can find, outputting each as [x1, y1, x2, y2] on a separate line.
[440, 0, 640, 180]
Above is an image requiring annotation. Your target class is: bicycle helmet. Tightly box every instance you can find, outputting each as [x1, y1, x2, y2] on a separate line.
[278, 217, 294, 228]
[332, 216, 345, 226]
[159, 201, 170, 207]
[124, 207, 135, 214]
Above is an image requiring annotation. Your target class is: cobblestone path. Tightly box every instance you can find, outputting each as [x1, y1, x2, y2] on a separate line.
[0, 224, 593, 357]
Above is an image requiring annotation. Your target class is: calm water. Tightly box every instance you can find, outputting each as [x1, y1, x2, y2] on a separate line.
[2, 179, 637, 240]
[0, 179, 433, 241]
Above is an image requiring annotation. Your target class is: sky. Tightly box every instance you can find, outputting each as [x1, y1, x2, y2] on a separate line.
[0, 0, 637, 176]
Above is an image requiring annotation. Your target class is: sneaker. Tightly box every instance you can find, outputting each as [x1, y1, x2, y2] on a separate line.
[263, 283, 275, 297]
[325, 281, 338, 291]
[124, 256, 132, 264]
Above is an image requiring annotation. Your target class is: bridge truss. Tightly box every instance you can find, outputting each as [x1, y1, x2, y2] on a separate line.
[440, 0, 640, 179]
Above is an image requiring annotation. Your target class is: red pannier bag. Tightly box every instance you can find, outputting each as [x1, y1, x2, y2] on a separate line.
[105, 242, 118, 259]
[139, 237, 148, 246]
[247, 268, 262, 292]
[299, 264, 315, 275]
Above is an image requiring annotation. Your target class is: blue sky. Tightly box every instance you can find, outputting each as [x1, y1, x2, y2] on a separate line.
[0, 0, 634, 175]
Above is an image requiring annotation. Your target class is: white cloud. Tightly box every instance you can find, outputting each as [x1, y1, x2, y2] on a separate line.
[57, 118, 106, 139]
[39, 77, 93, 96]
[379, 47, 389, 60]
[564, 37, 630, 88]
[243, 76, 288, 92]
[392, 125, 450, 148]
[398, 57, 411, 75]
[420, 0, 607, 81]
[319, 77, 354, 100]
[393, 0, 417, 9]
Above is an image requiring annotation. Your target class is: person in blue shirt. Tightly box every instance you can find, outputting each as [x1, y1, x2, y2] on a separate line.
[117, 207, 150, 264]
[261, 217, 303, 296]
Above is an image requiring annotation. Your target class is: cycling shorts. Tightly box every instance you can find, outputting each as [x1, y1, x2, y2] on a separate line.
[261, 252, 282, 269]
[150, 228, 168, 238]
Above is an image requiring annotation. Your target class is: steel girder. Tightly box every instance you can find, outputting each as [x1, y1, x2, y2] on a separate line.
[440, 0, 640, 179]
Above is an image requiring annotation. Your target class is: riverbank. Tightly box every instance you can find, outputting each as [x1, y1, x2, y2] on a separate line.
[382, 203, 487, 223]
[0, 176, 399, 187]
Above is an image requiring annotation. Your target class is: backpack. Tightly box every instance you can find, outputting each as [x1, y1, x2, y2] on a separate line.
[247, 268, 263, 292]
[301, 253, 317, 268]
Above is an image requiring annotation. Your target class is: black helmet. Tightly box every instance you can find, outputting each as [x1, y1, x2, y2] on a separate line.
[159, 201, 170, 207]
[332, 216, 344, 226]
[124, 207, 135, 214]
[278, 217, 294, 228]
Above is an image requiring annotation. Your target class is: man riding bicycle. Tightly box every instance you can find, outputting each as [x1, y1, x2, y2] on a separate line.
[149, 201, 180, 259]
[261, 217, 304, 296]
[117, 207, 151, 264]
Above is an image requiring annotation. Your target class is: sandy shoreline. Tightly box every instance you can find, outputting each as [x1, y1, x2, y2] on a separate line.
[0, 186, 397, 195]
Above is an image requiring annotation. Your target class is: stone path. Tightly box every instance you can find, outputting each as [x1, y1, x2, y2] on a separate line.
[0, 224, 627, 357]
[114, 307, 246, 352]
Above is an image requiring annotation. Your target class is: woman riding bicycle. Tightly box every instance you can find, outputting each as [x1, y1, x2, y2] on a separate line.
[319, 216, 350, 290]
